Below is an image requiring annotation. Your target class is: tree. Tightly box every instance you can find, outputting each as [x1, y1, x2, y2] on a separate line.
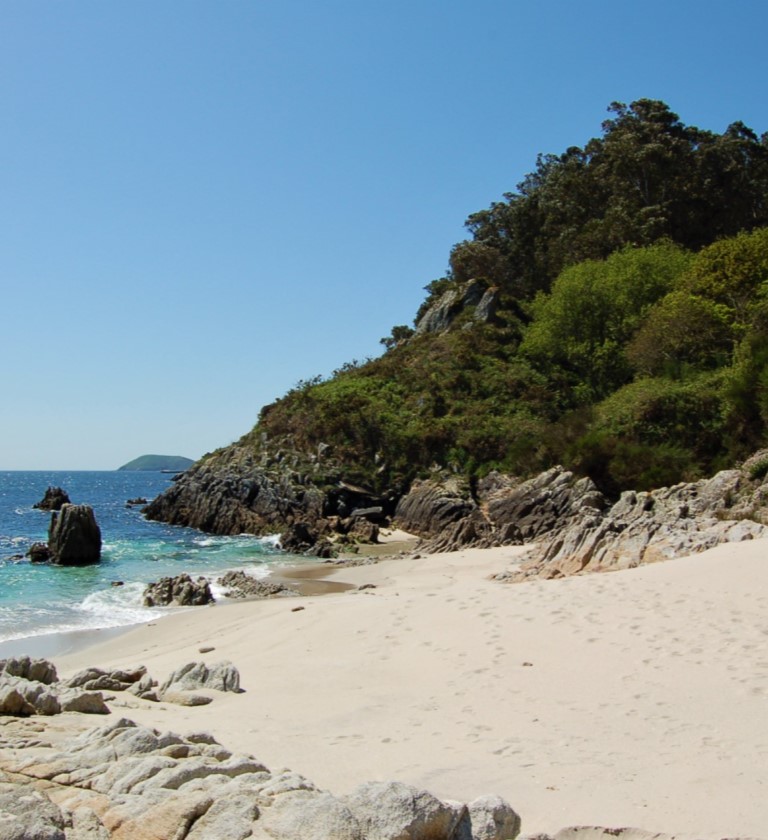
[626, 291, 734, 377]
[521, 243, 691, 401]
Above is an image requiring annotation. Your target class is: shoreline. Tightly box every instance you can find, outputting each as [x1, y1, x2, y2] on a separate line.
[0, 529, 420, 663]
[36, 537, 768, 837]
[4, 533, 767, 836]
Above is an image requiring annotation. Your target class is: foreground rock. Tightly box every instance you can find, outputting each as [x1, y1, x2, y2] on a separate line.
[33, 486, 71, 511]
[48, 503, 102, 565]
[0, 715, 521, 840]
[159, 661, 241, 695]
[143, 574, 214, 607]
[0, 656, 109, 716]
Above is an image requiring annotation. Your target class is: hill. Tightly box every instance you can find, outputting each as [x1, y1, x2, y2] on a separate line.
[145, 100, 768, 540]
[118, 455, 194, 472]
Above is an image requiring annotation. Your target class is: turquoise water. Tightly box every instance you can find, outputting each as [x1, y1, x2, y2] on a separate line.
[0, 471, 295, 644]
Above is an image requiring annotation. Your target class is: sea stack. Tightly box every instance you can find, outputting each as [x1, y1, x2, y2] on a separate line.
[48, 503, 102, 565]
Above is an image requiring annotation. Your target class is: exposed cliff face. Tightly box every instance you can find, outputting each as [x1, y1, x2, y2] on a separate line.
[144, 433, 768, 579]
[143, 447, 329, 536]
[143, 442, 396, 539]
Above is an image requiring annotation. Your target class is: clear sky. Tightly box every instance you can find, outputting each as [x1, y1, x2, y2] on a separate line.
[2, 1, 767, 470]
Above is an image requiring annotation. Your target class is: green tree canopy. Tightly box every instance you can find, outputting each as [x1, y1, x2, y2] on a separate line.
[520, 242, 691, 400]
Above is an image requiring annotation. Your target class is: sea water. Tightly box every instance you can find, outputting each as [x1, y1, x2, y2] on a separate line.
[0, 471, 297, 647]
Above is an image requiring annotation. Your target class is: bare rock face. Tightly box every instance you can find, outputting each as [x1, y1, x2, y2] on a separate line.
[401, 468, 606, 555]
[33, 485, 71, 511]
[0, 715, 522, 840]
[48, 503, 102, 565]
[0, 656, 58, 685]
[143, 451, 329, 537]
[497, 458, 768, 581]
[394, 477, 477, 539]
[143, 573, 214, 607]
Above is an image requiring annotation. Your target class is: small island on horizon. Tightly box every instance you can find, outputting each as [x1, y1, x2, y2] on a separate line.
[117, 454, 194, 472]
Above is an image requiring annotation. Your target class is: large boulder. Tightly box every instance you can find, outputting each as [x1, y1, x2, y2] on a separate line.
[159, 661, 241, 695]
[0, 656, 58, 685]
[33, 485, 70, 511]
[47, 503, 102, 565]
[394, 477, 477, 539]
[143, 574, 214, 607]
[217, 570, 298, 599]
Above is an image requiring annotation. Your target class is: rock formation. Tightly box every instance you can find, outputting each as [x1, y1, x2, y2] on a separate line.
[48, 504, 102, 565]
[0, 714, 521, 840]
[143, 574, 214, 607]
[414, 280, 498, 335]
[494, 453, 768, 581]
[142, 445, 396, 542]
[0, 656, 109, 716]
[26, 542, 51, 563]
[143, 449, 330, 536]
[217, 570, 298, 599]
[33, 486, 71, 511]
[394, 477, 477, 538]
[159, 661, 241, 695]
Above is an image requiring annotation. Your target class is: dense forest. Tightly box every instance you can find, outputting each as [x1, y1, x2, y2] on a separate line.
[242, 100, 768, 498]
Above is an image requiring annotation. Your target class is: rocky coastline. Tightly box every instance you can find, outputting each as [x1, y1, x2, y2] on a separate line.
[144, 443, 768, 579]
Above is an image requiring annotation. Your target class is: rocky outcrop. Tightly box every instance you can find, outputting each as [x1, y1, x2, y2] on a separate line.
[395, 477, 477, 538]
[495, 455, 768, 581]
[143, 574, 214, 607]
[484, 468, 607, 542]
[27, 542, 51, 563]
[33, 486, 71, 511]
[217, 570, 299, 599]
[0, 715, 521, 840]
[159, 661, 241, 695]
[415, 280, 497, 335]
[401, 469, 606, 554]
[48, 504, 102, 566]
[143, 449, 330, 537]
[0, 657, 109, 716]
[0, 656, 58, 685]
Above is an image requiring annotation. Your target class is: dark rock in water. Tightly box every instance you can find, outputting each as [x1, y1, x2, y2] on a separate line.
[26, 542, 51, 563]
[280, 521, 319, 553]
[126, 496, 148, 506]
[47, 504, 102, 565]
[217, 570, 298, 599]
[143, 573, 214, 607]
[33, 486, 70, 511]
[143, 453, 329, 536]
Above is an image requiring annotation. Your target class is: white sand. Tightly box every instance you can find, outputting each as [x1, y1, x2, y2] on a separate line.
[54, 539, 768, 838]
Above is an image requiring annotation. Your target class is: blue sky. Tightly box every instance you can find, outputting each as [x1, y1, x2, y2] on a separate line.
[2, 1, 767, 469]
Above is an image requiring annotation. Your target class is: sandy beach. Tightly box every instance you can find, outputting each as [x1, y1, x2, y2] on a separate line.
[45, 538, 768, 838]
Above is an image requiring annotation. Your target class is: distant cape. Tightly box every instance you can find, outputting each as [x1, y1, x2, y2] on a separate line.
[117, 455, 194, 472]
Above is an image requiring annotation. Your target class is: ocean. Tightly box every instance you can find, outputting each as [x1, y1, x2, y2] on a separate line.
[0, 471, 298, 651]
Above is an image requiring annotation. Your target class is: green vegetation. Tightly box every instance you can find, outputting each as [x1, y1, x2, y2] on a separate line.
[118, 455, 194, 472]
[238, 100, 768, 497]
